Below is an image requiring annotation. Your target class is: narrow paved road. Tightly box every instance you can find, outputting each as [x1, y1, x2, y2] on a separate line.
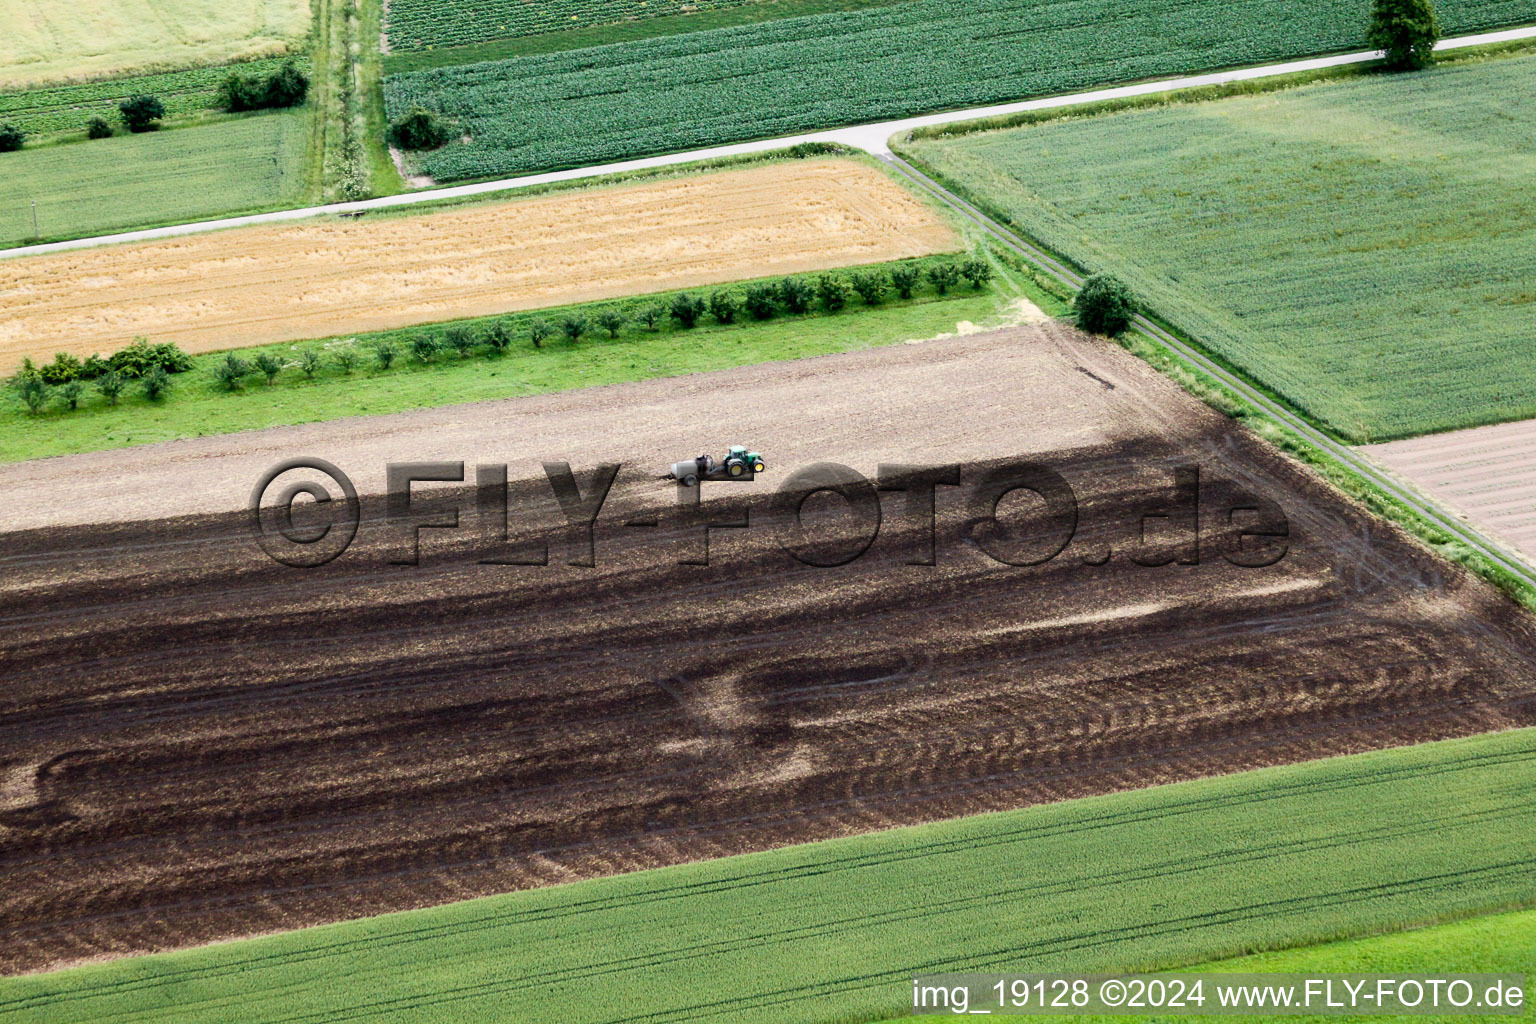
[2, 26, 1531, 261]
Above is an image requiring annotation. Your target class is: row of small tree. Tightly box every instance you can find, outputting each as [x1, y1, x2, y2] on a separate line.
[11, 339, 193, 414]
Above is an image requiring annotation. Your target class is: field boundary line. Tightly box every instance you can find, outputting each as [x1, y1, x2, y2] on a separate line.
[2, 24, 1533, 260]
[875, 152, 1536, 599]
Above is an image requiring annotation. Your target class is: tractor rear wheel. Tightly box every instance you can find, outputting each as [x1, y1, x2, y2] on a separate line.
[727, 461, 746, 477]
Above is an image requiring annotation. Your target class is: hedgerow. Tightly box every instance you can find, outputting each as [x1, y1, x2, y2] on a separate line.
[383, 0, 1527, 181]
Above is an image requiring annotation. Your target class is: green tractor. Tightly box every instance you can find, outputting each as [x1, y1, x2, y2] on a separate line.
[667, 445, 767, 486]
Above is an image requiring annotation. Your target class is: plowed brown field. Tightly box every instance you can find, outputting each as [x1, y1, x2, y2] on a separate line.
[2, 325, 1534, 974]
[0, 158, 957, 370]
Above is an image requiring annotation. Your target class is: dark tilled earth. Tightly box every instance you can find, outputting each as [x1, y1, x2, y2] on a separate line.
[2, 326, 1535, 974]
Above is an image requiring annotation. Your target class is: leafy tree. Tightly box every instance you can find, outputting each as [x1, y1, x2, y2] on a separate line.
[58, 380, 83, 410]
[373, 341, 397, 369]
[445, 326, 477, 358]
[743, 284, 777, 320]
[890, 265, 921, 299]
[1074, 273, 1137, 336]
[850, 271, 887, 305]
[708, 291, 740, 325]
[219, 71, 268, 112]
[333, 346, 359, 373]
[40, 352, 83, 384]
[1368, 0, 1441, 70]
[214, 354, 251, 391]
[529, 319, 552, 348]
[388, 107, 451, 150]
[483, 320, 513, 352]
[595, 309, 626, 338]
[960, 258, 994, 289]
[86, 116, 113, 140]
[264, 60, 309, 108]
[119, 94, 165, 133]
[926, 263, 962, 295]
[815, 274, 851, 312]
[253, 352, 284, 384]
[97, 369, 127, 404]
[109, 337, 190, 377]
[15, 374, 48, 415]
[80, 354, 111, 379]
[141, 365, 170, 401]
[299, 348, 323, 378]
[778, 277, 813, 315]
[670, 293, 705, 328]
[0, 123, 23, 152]
[409, 334, 439, 363]
[635, 304, 665, 331]
[559, 315, 589, 343]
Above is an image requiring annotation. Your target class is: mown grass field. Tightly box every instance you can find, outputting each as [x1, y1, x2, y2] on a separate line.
[904, 908, 1536, 1024]
[0, 262, 1021, 462]
[0, 112, 309, 247]
[0, 0, 310, 88]
[381, 0, 903, 74]
[381, 0, 1530, 181]
[3, 729, 1533, 1023]
[900, 53, 1536, 443]
[0, 57, 299, 139]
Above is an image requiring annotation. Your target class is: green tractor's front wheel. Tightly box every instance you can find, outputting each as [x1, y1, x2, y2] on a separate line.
[752, 459, 766, 473]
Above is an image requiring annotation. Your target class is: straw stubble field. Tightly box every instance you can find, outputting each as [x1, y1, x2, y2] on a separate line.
[0, 158, 958, 369]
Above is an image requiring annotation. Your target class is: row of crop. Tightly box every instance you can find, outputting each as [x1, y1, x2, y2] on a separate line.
[0, 57, 301, 139]
[6, 257, 985, 417]
[384, 0, 1530, 181]
[385, 0, 763, 52]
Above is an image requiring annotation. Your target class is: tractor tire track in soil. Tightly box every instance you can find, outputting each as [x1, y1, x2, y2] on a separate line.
[2, 324, 1535, 973]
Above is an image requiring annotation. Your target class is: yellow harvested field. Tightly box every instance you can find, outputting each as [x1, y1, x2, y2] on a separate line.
[0, 0, 310, 88]
[0, 159, 958, 367]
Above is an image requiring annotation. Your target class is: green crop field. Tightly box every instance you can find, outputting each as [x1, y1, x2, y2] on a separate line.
[381, 0, 1529, 182]
[900, 53, 1536, 443]
[0, 58, 300, 140]
[4, 728, 1534, 1023]
[0, 112, 309, 248]
[386, 0, 770, 52]
[0, 0, 310, 89]
[904, 908, 1536, 1024]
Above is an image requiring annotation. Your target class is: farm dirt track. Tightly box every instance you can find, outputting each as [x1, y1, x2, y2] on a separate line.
[0, 158, 955, 370]
[3, 325, 1536, 974]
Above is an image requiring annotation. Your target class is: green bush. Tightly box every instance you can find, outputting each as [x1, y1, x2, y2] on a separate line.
[708, 291, 739, 325]
[926, 262, 962, 294]
[334, 346, 359, 373]
[80, 354, 111, 380]
[960, 258, 994, 289]
[595, 309, 626, 338]
[635, 304, 665, 331]
[373, 341, 398, 369]
[409, 334, 440, 363]
[0, 123, 24, 152]
[890, 265, 921, 299]
[388, 107, 452, 150]
[445, 326, 478, 357]
[815, 274, 851, 312]
[559, 315, 589, 343]
[86, 116, 113, 140]
[265, 60, 310, 108]
[119, 94, 166, 133]
[778, 277, 813, 315]
[14, 373, 48, 415]
[670, 293, 705, 328]
[1074, 273, 1138, 336]
[529, 319, 552, 348]
[1368, 0, 1440, 70]
[253, 352, 284, 383]
[743, 285, 777, 321]
[108, 337, 193, 377]
[58, 380, 83, 410]
[299, 348, 323, 378]
[39, 352, 83, 385]
[141, 365, 171, 401]
[219, 72, 269, 112]
[96, 369, 127, 404]
[214, 354, 251, 391]
[484, 321, 513, 352]
[850, 271, 887, 305]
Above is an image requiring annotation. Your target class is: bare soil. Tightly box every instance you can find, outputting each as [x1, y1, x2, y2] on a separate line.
[0, 158, 955, 370]
[2, 325, 1534, 975]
